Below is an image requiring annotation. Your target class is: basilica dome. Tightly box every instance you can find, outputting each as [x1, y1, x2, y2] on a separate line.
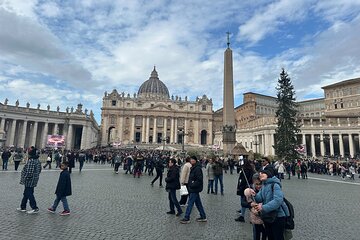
[138, 67, 170, 99]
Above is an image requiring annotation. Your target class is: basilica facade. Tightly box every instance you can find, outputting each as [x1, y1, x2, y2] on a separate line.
[100, 67, 214, 147]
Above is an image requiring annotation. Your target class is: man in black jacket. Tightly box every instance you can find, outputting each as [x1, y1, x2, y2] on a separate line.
[165, 159, 182, 216]
[180, 156, 207, 224]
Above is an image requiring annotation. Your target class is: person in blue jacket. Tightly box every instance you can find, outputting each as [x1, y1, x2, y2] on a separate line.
[47, 161, 72, 216]
[249, 169, 289, 240]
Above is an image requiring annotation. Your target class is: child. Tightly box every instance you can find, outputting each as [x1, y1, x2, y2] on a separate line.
[48, 162, 72, 216]
[244, 173, 267, 240]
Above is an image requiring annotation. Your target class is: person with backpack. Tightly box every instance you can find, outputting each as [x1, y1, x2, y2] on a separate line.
[248, 169, 290, 240]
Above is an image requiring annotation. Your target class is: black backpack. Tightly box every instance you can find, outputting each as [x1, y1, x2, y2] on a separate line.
[271, 183, 295, 230]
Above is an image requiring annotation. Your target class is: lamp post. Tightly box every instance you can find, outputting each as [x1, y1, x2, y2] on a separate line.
[177, 129, 187, 154]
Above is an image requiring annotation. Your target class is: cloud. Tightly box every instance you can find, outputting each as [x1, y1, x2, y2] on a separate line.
[0, 8, 94, 88]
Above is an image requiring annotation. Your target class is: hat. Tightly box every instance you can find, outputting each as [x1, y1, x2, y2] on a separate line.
[190, 156, 198, 161]
[259, 169, 273, 178]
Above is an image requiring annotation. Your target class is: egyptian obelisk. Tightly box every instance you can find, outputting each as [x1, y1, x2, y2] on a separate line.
[222, 33, 236, 155]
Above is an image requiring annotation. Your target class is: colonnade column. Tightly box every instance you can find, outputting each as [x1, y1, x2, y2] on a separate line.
[170, 118, 174, 144]
[7, 119, 17, 146]
[173, 118, 178, 143]
[339, 134, 344, 158]
[349, 134, 354, 158]
[130, 117, 135, 143]
[41, 122, 49, 148]
[80, 125, 87, 150]
[30, 121, 38, 147]
[145, 117, 150, 143]
[19, 120, 28, 149]
[329, 134, 334, 156]
[53, 123, 58, 135]
[264, 133, 269, 156]
[320, 134, 325, 156]
[141, 117, 146, 143]
[67, 124, 73, 150]
[152, 117, 157, 143]
[311, 134, 316, 157]
[270, 133, 275, 155]
[302, 134, 306, 156]
[0, 118, 5, 132]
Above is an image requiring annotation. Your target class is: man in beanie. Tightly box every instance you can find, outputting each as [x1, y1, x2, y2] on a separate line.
[180, 156, 207, 224]
[17, 146, 42, 214]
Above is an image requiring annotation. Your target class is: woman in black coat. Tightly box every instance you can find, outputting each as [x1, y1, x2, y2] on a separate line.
[165, 159, 182, 216]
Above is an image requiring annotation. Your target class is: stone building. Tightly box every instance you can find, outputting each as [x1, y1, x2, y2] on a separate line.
[0, 100, 99, 150]
[214, 77, 360, 159]
[100, 67, 214, 147]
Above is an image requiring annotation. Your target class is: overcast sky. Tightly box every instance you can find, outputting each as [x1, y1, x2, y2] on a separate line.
[1, 0, 360, 123]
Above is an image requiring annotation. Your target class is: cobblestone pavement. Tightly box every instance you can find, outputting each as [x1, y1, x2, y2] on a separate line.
[0, 164, 359, 240]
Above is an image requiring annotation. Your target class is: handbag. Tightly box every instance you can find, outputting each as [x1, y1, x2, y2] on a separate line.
[180, 185, 188, 196]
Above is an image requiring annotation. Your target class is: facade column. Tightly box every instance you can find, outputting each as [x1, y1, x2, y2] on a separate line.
[170, 118, 174, 144]
[311, 134, 316, 157]
[129, 116, 135, 144]
[53, 123, 58, 135]
[118, 116, 124, 142]
[19, 120, 28, 149]
[30, 121, 38, 147]
[194, 119, 199, 144]
[184, 119, 188, 144]
[329, 134, 334, 157]
[9, 119, 17, 146]
[349, 134, 354, 158]
[264, 133, 269, 156]
[270, 133, 275, 155]
[320, 134, 325, 157]
[302, 134, 307, 156]
[145, 117, 150, 143]
[41, 122, 49, 149]
[163, 118, 167, 140]
[67, 124, 73, 150]
[339, 134, 344, 158]
[152, 117, 157, 143]
[141, 117, 146, 143]
[208, 120, 213, 145]
[174, 118, 178, 143]
[0, 118, 5, 131]
[80, 124, 87, 150]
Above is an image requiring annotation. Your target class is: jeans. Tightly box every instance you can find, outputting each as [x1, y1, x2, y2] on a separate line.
[207, 179, 214, 193]
[151, 169, 163, 186]
[240, 196, 247, 217]
[43, 161, 52, 169]
[20, 187, 38, 210]
[79, 161, 84, 172]
[2, 160, 8, 170]
[184, 192, 206, 220]
[264, 217, 285, 240]
[114, 163, 120, 172]
[52, 195, 70, 211]
[168, 189, 182, 213]
[214, 175, 224, 194]
[14, 161, 21, 171]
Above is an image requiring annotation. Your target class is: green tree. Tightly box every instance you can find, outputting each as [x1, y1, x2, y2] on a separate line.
[274, 68, 301, 162]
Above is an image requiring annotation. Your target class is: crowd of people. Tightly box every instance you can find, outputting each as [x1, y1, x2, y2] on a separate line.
[1, 145, 360, 240]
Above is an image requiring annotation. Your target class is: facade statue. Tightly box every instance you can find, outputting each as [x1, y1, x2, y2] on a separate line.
[15, 99, 19, 107]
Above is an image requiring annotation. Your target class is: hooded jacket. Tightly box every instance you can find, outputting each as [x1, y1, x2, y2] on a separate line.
[254, 176, 289, 218]
[187, 162, 203, 193]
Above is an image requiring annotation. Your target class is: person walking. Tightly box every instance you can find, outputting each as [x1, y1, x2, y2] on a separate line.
[206, 158, 215, 194]
[213, 158, 224, 195]
[179, 157, 191, 206]
[47, 161, 72, 216]
[2, 148, 11, 171]
[165, 159, 182, 216]
[151, 159, 164, 187]
[114, 154, 121, 174]
[180, 156, 207, 224]
[13, 149, 24, 171]
[43, 153, 52, 169]
[78, 151, 86, 172]
[17, 147, 42, 214]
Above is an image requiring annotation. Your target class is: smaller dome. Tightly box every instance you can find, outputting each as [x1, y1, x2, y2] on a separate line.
[138, 67, 170, 99]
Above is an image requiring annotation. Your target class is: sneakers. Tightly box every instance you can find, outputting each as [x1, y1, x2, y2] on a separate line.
[16, 208, 26, 212]
[60, 210, 70, 216]
[180, 218, 190, 224]
[47, 208, 55, 213]
[166, 211, 175, 215]
[196, 217, 208, 222]
[27, 208, 39, 214]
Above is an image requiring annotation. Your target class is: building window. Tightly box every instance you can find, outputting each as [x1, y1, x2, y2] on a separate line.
[111, 100, 116, 106]
[126, 103, 130, 107]
[202, 105, 206, 111]
[168, 105, 171, 108]
[137, 104, 142, 107]
[190, 106, 193, 110]
[110, 115, 116, 124]
[151, 104, 154, 107]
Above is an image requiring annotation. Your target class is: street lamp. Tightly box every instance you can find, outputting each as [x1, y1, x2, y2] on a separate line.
[177, 129, 187, 153]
